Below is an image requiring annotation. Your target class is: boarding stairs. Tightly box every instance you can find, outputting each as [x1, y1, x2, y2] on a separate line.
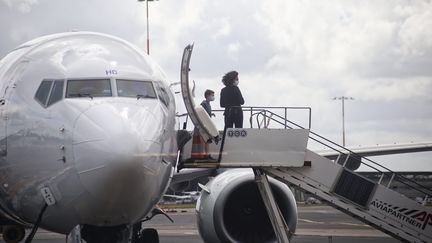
[177, 107, 432, 243]
[178, 44, 432, 243]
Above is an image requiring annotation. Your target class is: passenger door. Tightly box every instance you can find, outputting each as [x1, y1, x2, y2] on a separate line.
[0, 60, 29, 157]
[180, 44, 219, 143]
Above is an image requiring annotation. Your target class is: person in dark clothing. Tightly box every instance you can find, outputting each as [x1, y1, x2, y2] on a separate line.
[220, 70, 244, 128]
[201, 89, 215, 117]
[199, 89, 215, 158]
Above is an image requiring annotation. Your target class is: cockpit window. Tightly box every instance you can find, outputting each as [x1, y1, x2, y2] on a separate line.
[66, 79, 111, 98]
[116, 79, 156, 99]
[35, 80, 65, 108]
[35, 80, 52, 106]
[47, 80, 64, 106]
[154, 82, 170, 107]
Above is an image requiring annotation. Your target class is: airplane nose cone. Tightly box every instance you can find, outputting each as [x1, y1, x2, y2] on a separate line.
[72, 102, 167, 224]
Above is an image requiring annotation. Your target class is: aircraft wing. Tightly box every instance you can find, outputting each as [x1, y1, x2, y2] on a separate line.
[316, 141, 432, 160]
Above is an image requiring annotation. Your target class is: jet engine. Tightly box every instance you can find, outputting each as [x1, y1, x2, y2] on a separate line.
[196, 169, 297, 243]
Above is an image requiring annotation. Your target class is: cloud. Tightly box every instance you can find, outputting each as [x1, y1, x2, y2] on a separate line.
[227, 41, 241, 58]
[140, 0, 208, 74]
[251, 0, 432, 109]
[345, 77, 432, 101]
[396, 1, 432, 57]
[211, 17, 231, 40]
[256, 1, 431, 76]
[2, 0, 40, 13]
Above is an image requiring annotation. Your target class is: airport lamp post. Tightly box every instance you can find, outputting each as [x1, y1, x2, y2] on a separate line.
[138, 0, 156, 55]
[332, 96, 354, 147]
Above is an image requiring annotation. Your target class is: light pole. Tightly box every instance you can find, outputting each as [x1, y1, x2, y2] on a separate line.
[138, 0, 156, 55]
[332, 96, 354, 146]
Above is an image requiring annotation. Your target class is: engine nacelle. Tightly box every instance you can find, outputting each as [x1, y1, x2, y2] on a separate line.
[336, 156, 361, 171]
[196, 169, 297, 243]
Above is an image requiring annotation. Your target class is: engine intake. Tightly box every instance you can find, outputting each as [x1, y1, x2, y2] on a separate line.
[196, 169, 297, 243]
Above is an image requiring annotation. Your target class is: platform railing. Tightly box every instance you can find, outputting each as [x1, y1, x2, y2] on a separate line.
[209, 106, 312, 129]
[177, 105, 432, 201]
[249, 109, 432, 202]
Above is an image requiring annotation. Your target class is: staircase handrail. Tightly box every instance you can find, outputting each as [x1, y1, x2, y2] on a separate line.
[183, 105, 431, 198]
[248, 108, 432, 198]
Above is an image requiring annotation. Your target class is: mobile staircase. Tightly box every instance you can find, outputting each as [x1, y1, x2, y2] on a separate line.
[178, 107, 432, 243]
[178, 44, 432, 243]
[255, 109, 432, 243]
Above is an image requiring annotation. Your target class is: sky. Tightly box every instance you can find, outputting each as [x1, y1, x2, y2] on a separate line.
[0, 0, 431, 171]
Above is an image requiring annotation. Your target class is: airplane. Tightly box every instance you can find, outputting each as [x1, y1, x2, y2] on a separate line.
[163, 191, 200, 202]
[0, 31, 431, 243]
[162, 194, 198, 204]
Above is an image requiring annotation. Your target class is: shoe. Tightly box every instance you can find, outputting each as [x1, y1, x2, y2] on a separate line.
[204, 155, 216, 160]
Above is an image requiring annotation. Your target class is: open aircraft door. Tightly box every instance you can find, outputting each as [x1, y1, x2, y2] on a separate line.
[180, 44, 219, 143]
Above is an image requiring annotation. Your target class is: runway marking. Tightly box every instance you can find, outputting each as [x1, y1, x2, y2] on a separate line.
[295, 228, 390, 237]
[300, 218, 369, 227]
[156, 229, 199, 235]
[299, 219, 325, 224]
[331, 222, 369, 227]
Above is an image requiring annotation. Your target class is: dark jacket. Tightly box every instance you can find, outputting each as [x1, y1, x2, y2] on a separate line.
[200, 100, 212, 116]
[220, 85, 244, 115]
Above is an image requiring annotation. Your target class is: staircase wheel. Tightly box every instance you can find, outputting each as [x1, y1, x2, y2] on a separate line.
[140, 228, 159, 243]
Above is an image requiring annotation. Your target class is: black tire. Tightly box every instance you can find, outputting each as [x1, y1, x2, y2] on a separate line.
[2, 225, 25, 243]
[140, 228, 159, 243]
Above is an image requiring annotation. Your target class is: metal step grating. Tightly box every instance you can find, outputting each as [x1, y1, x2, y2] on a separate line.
[333, 169, 376, 207]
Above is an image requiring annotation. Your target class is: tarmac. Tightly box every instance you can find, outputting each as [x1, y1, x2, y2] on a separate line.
[1, 206, 400, 243]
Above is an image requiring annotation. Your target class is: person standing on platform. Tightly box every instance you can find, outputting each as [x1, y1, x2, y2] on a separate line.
[200, 89, 215, 159]
[220, 70, 244, 128]
[201, 89, 215, 118]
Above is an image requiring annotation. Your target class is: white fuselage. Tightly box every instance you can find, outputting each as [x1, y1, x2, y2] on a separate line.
[0, 32, 177, 234]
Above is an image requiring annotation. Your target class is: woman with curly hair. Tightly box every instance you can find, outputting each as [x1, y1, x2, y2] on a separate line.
[220, 70, 245, 128]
